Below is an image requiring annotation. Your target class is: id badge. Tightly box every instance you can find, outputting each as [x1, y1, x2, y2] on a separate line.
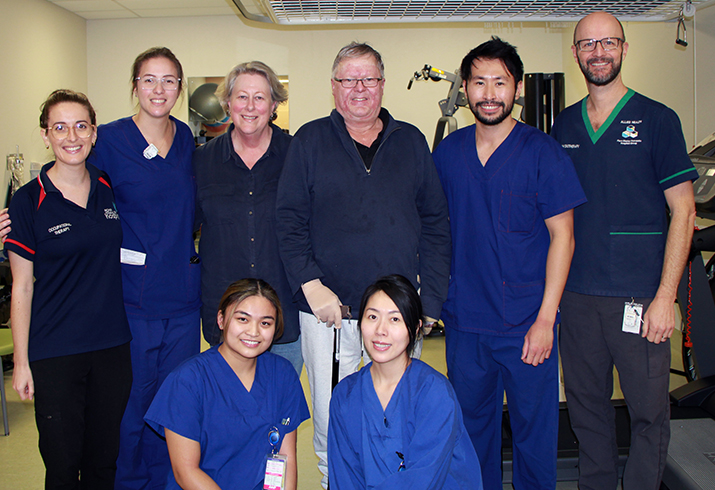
[622, 301, 643, 334]
[120, 248, 146, 266]
[264, 454, 287, 490]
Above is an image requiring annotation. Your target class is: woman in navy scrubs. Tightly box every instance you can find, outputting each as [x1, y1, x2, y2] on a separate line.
[328, 275, 483, 490]
[86, 47, 201, 490]
[6, 89, 132, 489]
[145, 278, 309, 490]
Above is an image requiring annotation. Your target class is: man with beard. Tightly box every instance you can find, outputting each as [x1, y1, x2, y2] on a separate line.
[551, 12, 697, 489]
[433, 37, 586, 489]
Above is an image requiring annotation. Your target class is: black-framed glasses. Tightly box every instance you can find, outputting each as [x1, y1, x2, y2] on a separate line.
[135, 75, 181, 91]
[575, 37, 624, 52]
[333, 77, 383, 88]
[47, 122, 94, 140]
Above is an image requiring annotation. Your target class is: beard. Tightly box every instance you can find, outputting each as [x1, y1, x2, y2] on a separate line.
[469, 96, 515, 126]
[579, 53, 623, 86]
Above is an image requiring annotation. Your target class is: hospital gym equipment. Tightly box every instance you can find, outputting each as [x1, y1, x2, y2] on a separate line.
[664, 134, 715, 490]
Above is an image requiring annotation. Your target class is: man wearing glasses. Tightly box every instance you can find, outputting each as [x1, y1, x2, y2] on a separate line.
[552, 12, 697, 489]
[276, 42, 451, 489]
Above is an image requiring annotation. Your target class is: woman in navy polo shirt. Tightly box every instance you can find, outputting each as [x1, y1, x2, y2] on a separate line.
[6, 89, 132, 489]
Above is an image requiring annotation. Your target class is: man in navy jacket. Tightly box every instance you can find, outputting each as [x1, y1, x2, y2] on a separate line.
[276, 42, 451, 489]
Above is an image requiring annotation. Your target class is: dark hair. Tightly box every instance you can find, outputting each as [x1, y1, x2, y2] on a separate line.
[358, 274, 422, 356]
[218, 278, 284, 341]
[40, 89, 97, 129]
[131, 47, 184, 95]
[460, 36, 524, 84]
[332, 42, 385, 79]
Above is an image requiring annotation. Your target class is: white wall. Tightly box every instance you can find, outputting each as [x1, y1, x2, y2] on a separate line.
[0, 0, 87, 203]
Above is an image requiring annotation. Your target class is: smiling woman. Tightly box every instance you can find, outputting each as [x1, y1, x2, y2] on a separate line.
[4, 89, 132, 489]
[192, 61, 304, 378]
[327, 275, 484, 490]
[144, 278, 310, 490]
[87, 46, 202, 490]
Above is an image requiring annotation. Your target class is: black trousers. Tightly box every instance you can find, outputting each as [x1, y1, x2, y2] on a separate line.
[31, 343, 132, 490]
[560, 291, 670, 490]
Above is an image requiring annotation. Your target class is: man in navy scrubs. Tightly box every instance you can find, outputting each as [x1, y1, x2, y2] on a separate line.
[433, 37, 586, 489]
[552, 12, 698, 489]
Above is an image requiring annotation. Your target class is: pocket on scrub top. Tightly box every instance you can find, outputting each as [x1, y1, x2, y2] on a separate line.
[503, 280, 544, 328]
[121, 263, 147, 308]
[498, 191, 537, 234]
[608, 225, 664, 287]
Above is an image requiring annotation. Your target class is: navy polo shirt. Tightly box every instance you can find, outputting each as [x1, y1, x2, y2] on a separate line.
[5, 162, 131, 362]
[552, 89, 698, 297]
[194, 124, 299, 343]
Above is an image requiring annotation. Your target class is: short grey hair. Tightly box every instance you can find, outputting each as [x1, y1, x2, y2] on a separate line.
[216, 61, 288, 112]
[331, 42, 385, 79]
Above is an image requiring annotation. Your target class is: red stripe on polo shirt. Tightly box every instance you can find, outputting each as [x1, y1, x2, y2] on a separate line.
[5, 238, 35, 255]
[99, 177, 111, 188]
[36, 174, 46, 210]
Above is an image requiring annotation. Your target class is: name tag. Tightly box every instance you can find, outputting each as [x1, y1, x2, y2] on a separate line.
[120, 248, 146, 266]
[622, 302, 643, 334]
[264, 454, 287, 490]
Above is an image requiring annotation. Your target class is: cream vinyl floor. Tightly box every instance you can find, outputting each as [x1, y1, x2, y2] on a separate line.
[0, 329, 688, 489]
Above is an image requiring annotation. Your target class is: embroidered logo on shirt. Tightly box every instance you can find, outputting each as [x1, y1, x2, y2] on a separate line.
[104, 208, 120, 220]
[621, 125, 639, 138]
[561, 143, 580, 149]
[281, 418, 290, 426]
[616, 121, 642, 146]
[48, 223, 71, 235]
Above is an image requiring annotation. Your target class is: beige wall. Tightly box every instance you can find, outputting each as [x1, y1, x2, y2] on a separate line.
[86, 17, 569, 138]
[0, 0, 87, 203]
[695, 3, 715, 145]
[86, 15, 706, 149]
[1, 5, 711, 204]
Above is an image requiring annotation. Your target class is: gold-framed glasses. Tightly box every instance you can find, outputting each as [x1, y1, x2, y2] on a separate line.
[47, 122, 94, 139]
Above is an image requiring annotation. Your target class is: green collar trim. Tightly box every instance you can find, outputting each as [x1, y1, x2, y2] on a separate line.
[582, 88, 635, 144]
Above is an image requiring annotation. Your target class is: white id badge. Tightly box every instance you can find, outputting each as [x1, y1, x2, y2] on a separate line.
[120, 248, 146, 266]
[264, 454, 287, 490]
[622, 302, 643, 334]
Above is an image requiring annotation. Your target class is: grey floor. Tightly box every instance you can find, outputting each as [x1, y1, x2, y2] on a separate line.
[0, 330, 687, 489]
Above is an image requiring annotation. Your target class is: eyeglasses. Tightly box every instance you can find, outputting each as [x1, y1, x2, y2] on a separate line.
[46, 122, 94, 139]
[135, 75, 181, 91]
[333, 77, 383, 88]
[575, 37, 624, 52]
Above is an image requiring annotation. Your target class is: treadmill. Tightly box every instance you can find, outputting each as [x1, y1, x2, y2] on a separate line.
[664, 134, 715, 490]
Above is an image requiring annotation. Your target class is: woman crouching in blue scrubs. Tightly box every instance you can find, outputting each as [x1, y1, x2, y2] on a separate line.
[328, 275, 483, 489]
[145, 278, 310, 490]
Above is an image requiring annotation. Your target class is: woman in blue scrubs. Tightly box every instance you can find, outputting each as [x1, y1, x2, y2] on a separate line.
[328, 275, 483, 489]
[88, 47, 201, 490]
[145, 278, 309, 490]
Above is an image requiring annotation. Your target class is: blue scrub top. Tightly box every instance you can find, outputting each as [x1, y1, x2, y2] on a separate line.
[434, 122, 586, 335]
[328, 360, 483, 490]
[552, 90, 698, 297]
[89, 116, 200, 319]
[145, 347, 310, 490]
